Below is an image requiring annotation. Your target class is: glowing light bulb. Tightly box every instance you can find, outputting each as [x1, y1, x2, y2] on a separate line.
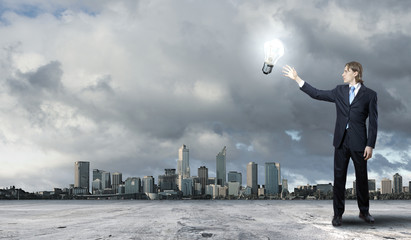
[262, 39, 284, 75]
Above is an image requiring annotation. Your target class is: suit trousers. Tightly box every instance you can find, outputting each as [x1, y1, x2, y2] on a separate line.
[333, 129, 370, 217]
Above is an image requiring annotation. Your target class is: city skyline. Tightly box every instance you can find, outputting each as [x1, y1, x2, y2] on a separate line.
[1, 1, 411, 193]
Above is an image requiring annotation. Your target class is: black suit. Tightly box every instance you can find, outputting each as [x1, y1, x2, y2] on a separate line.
[300, 82, 378, 217]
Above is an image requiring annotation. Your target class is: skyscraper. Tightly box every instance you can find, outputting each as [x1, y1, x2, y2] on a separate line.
[125, 177, 141, 194]
[112, 172, 123, 194]
[228, 171, 242, 186]
[101, 171, 111, 189]
[247, 162, 258, 195]
[158, 169, 178, 191]
[198, 166, 208, 195]
[216, 146, 227, 186]
[368, 179, 376, 192]
[381, 178, 392, 194]
[74, 161, 90, 193]
[177, 145, 190, 179]
[93, 169, 103, 181]
[265, 162, 280, 195]
[143, 176, 155, 193]
[393, 173, 403, 193]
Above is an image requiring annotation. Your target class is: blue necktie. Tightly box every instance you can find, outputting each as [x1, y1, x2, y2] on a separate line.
[347, 86, 356, 129]
[349, 86, 355, 104]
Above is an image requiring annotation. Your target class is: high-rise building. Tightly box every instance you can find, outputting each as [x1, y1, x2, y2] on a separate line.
[74, 161, 90, 193]
[92, 179, 102, 194]
[125, 177, 141, 194]
[158, 169, 178, 192]
[216, 146, 227, 186]
[265, 162, 280, 195]
[177, 145, 190, 179]
[101, 171, 111, 189]
[93, 169, 103, 181]
[228, 171, 242, 186]
[409, 181, 411, 193]
[282, 179, 288, 191]
[393, 173, 403, 193]
[368, 179, 376, 192]
[381, 178, 392, 194]
[198, 166, 208, 195]
[112, 172, 123, 194]
[247, 162, 258, 195]
[143, 176, 155, 193]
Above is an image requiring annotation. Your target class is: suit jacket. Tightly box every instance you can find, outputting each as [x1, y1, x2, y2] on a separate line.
[300, 82, 378, 151]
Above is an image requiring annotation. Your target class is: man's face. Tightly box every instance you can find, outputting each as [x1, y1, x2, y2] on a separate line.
[342, 66, 357, 84]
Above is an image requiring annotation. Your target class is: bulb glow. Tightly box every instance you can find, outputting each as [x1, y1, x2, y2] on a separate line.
[262, 39, 284, 74]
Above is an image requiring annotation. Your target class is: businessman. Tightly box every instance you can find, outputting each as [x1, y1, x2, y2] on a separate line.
[282, 62, 378, 227]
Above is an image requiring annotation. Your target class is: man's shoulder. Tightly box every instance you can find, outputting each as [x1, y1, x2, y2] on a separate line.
[362, 85, 377, 96]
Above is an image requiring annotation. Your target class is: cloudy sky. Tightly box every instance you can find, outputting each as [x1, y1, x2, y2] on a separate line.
[1, 0, 410, 192]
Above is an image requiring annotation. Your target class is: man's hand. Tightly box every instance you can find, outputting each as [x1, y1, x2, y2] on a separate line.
[282, 65, 303, 85]
[364, 146, 373, 160]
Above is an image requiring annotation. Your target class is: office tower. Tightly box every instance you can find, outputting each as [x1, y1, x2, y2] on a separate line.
[228, 182, 240, 197]
[353, 180, 357, 195]
[158, 169, 178, 192]
[265, 162, 280, 195]
[177, 145, 190, 179]
[125, 177, 141, 194]
[381, 178, 392, 194]
[282, 179, 288, 192]
[101, 171, 111, 189]
[216, 146, 227, 186]
[409, 181, 411, 193]
[74, 161, 90, 193]
[393, 173, 403, 193]
[181, 178, 193, 196]
[368, 179, 376, 192]
[143, 176, 155, 193]
[112, 172, 122, 194]
[92, 179, 102, 194]
[198, 166, 208, 195]
[228, 171, 242, 186]
[93, 169, 103, 181]
[247, 162, 258, 195]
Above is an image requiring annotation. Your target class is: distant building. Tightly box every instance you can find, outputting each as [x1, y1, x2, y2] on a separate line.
[409, 181, 411, 193]
[403, 186, 409, 193]
[247, 162, 258, 195]
[228, 182, 240, 197]
[112, 172, 122, 194]
[216, 146, 227, 186]
[158, 169, 178, 192]
[101, 171, 111, 190]
[368, 179, 376, 192]
[92, 179, 102, 194]
[227, 171, 242, 186]
[93, 169, 104, 181]
[282, 179, 288, 192]
[180, 178, 193, 196]
[125, 177, 141, 194]
[143, 176, 155, 193]
[74, 161, 90, 193]
[381, 178, 392, 194]
[393, 173, 403, 194]
[265, 162, 280, 195]
[177, 145, 190, 179]
[316, 183, 333, 193]
[198, 166, 208, 195]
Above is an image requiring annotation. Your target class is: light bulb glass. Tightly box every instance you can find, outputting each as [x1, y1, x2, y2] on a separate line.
[262, 39, 284, 74]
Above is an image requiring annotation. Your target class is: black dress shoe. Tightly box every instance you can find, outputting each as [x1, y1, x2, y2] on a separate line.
[332, 216, 342, 226]
[359, 212, 375, 223]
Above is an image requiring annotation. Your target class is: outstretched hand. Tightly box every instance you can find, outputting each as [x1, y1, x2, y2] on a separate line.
[282, 65, 298, 80]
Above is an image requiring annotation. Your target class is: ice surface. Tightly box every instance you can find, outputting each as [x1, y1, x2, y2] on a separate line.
[1, 200, 411, 240]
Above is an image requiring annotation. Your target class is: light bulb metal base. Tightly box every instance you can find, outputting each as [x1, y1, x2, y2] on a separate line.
[262, 62, 273, 75]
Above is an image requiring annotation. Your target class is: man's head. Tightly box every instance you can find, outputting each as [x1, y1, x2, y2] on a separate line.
[344, 61, 363, 84]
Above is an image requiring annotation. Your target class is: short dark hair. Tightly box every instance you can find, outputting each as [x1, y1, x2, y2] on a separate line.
[345, 61, 363, 84]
